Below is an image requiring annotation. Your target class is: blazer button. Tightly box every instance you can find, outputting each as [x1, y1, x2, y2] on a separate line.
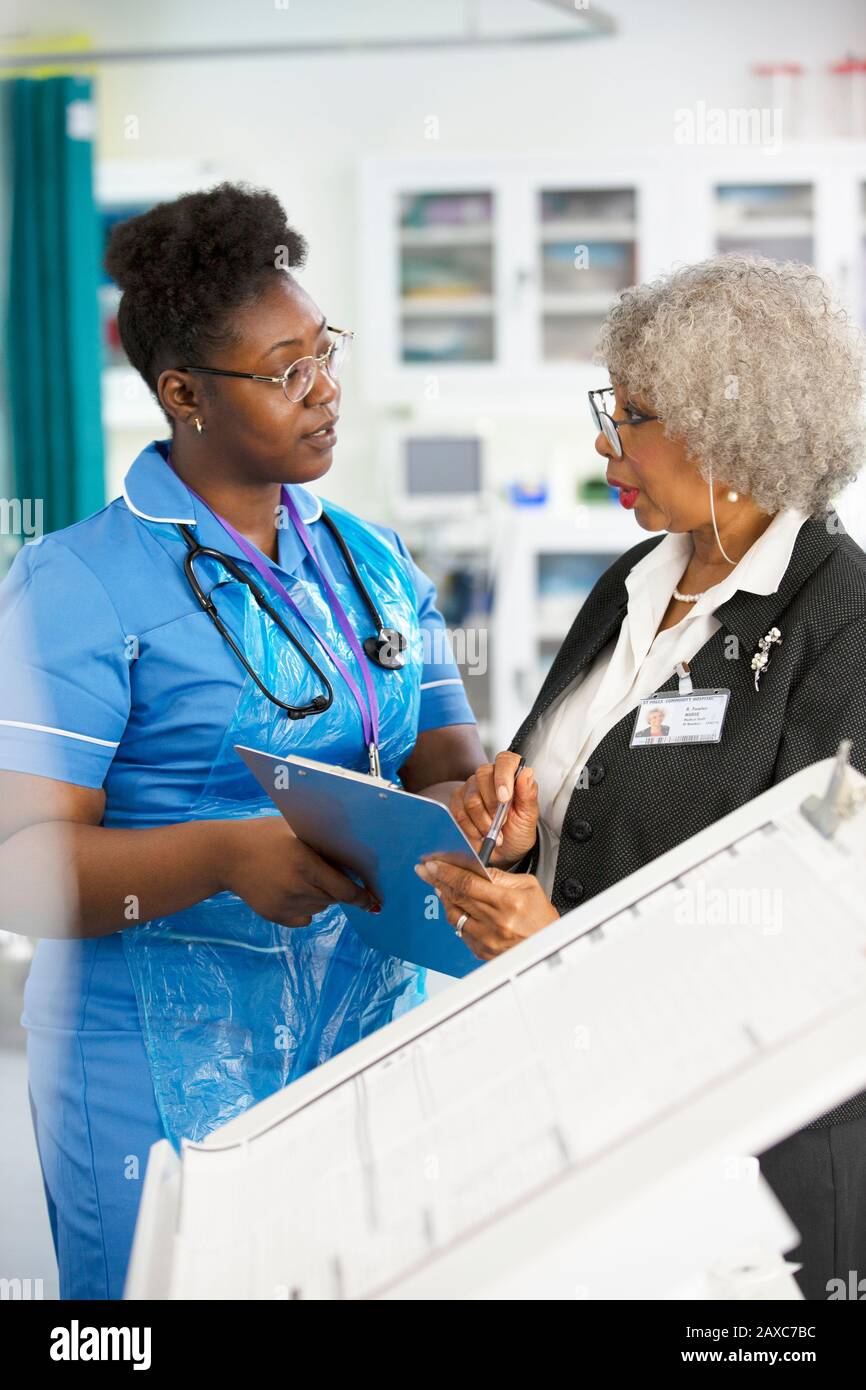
[562, 877, 585, 903]
[567, 820, 593, 843]
[586, 763, 605, 785]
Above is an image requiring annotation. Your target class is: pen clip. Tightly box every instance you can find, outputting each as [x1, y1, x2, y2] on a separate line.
[368, 742, 382, 779]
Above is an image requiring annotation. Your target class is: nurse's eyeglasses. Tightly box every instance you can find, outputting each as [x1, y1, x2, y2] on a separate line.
[182, 328, 354, 404]
[589, 386, 659, 459]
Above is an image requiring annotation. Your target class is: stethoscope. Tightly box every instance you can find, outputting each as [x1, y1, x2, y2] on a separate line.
[177, 506, 408, 725]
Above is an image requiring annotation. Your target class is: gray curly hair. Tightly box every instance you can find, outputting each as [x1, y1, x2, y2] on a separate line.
[595, 255, 866, 516]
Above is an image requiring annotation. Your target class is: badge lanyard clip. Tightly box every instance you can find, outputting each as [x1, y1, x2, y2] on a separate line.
[675, 661, 693, 694]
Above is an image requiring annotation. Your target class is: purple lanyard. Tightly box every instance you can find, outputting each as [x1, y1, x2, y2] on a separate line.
[190, 484, 381, 775]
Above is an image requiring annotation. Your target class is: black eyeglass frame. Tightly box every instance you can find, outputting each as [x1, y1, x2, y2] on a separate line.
[588, 386, 659, 459]
[181, 327, 354, 403]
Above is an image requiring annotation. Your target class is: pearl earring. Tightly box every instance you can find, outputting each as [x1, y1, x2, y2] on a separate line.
[194, 417, 203, 435]
[727, 490, 739, 503]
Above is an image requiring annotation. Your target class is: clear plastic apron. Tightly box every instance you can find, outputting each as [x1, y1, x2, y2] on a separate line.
[121, 504, 427, 1147]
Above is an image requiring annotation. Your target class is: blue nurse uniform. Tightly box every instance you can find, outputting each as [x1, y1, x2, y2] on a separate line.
[0, 440, 476, 1298]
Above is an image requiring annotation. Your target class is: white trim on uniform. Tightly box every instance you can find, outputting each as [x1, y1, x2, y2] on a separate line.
[121, 478, 196, 526]
[295, 489, 323, 524]
[419, 678, 463, 691]
[0, 719, 120, 748]
[121, 476, 323, 527]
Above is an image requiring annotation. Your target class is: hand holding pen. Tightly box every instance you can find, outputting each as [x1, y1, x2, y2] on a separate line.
[478, 756, 525, 865]
[449, 752, 539, 869]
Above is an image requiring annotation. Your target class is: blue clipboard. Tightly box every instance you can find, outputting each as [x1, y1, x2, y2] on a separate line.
[235, 746, 489, 977]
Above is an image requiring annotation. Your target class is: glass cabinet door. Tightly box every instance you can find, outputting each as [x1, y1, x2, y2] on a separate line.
[536, 550, 621, 678]
[714, 183, 814, 263]
[398, 190, 496, 364]
[537, 187, 637, 362]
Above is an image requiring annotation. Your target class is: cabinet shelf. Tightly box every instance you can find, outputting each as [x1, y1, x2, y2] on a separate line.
[400, 225, 494, 247]
[714, 216, 814, 238]
[541, 292, 618, 315]
[400, 295, 495, 317]
[540, 220, 636, 242]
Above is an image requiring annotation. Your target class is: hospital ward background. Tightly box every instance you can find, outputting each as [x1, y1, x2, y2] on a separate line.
[1, 0, 866, 1319]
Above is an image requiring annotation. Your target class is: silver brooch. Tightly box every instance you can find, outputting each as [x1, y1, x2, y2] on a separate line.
[751, 626, 782, 692]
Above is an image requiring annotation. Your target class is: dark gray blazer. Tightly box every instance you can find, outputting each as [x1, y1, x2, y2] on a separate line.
[509, 510, 866, 1128]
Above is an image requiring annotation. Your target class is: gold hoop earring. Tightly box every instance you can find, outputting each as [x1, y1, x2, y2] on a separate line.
[194, 417, 203, 435]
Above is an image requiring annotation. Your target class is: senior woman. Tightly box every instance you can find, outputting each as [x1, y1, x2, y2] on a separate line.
[416, 255, 866, 1300]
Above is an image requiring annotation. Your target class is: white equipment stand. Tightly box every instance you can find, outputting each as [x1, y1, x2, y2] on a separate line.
[126, 751, 866, 1300]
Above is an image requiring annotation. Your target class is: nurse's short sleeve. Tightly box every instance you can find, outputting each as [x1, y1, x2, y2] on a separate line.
[376, 525, 477, 734]
[0, 541, 131, 787]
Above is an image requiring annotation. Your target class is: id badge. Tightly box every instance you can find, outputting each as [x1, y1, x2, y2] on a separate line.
[629, 687, 730, 747]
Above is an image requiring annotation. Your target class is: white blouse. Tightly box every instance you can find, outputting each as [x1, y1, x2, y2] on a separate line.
[524, 508, 809, 895]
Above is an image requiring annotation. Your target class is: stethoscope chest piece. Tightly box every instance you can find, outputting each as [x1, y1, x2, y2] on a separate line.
[364, 627, 408, 670]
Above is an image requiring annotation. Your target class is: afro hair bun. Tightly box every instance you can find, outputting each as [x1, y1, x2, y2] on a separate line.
[104, 181, 308, 398]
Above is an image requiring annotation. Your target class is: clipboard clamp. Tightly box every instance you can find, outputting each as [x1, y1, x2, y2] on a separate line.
[801, 739, 866, 838]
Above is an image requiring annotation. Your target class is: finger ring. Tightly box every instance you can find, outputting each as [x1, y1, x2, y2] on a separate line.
[455, 912, 469, 937]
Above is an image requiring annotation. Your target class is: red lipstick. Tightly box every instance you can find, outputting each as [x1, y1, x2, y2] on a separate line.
[608, 476, 640, 509]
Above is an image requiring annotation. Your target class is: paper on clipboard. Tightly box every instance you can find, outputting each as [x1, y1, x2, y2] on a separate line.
[235, 745, 491, 977]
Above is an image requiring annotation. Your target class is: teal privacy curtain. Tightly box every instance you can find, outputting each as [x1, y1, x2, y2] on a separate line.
[2, 75, 104, 543]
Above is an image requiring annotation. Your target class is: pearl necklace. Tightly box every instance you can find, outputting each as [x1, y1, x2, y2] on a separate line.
[672, 586, 703, 602]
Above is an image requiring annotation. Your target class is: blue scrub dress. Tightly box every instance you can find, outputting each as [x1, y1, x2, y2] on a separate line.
[0, 440, 477, 1299]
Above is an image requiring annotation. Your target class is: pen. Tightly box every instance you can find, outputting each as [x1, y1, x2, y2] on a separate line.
[478, 757, 525, 868]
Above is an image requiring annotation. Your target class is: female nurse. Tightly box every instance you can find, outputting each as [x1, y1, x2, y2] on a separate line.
[0, 182, 485, 1299]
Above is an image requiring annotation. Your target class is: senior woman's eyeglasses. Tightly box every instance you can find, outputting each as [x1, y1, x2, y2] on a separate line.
[182, 328, 354, 404]
[589, 386, 659, 459]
